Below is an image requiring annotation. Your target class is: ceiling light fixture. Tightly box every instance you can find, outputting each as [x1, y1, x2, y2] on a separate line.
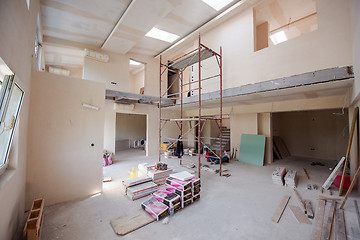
[201, 0, 234, 11]
[145, 27, 179, 43]
[269, 31, 288, 45]
[129, 59, 141, 66]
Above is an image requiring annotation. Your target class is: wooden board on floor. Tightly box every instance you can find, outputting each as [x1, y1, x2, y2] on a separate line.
[272, 195, 291, 223]
[289, 205, 311, 224]
[335, 209, 346, 240]
[110, 209, 155, 236]
[311, 200, 325, 240]
[238, 134, 266, 166]
[321, 200, 336, 240]
[304, 200, 314, 219]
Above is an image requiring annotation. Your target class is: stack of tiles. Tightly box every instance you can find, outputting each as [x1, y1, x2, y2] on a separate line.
[284, 170, 297, 188]
[127, 181, 159, 200]
[166, 177, 193, 208]
[152, 189, 181, 213]
[138, 163, 155, 177]
[141, 197, 169, 221]
[122, 175, 153, 194]
[189, 177, 201, 202]
[148, 168, 173, 186]
[272, 167, 286, 186]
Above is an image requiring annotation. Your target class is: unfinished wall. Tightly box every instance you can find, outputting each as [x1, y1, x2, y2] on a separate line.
[175, 0, 352, 94]
[0, 0, 40, 239]
[273, 109, 349, 161]
[26, 71, 105, 208]
[116, 113, 146, 150]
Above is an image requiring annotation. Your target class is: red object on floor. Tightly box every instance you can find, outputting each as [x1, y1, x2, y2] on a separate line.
[334, 173, 351, 189]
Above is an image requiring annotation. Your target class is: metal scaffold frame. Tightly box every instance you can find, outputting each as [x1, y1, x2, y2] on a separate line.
[159, 35, 223, 178]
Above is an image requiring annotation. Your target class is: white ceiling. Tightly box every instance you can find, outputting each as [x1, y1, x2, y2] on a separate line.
[40, 0, 240, 69]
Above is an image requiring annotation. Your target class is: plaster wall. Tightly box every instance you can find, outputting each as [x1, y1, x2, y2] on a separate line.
[26, 71, 105, 208]
[0, 0, 39, 239]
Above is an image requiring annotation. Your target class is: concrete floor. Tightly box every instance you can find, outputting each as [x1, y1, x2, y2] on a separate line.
[41, 149, 360, 240]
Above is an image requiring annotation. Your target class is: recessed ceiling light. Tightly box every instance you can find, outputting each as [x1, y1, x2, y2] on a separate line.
[269, 31, 288, 45]
[145, 27, 179, 43]
[129, 59, 141, 66]
[201, 0, 234, 11]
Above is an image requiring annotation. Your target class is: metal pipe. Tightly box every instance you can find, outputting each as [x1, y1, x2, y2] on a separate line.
[219, 46, 223, 176]
[198, 34, 201, 178]
[182, 74, 221, 86]
[159, 55, 162, 163]
[180, 69, 183, 165]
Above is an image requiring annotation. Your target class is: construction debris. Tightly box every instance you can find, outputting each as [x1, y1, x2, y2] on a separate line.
[322, 157, 345, 190]
[289, 205, 311, 224]
[303, 168, 310, 179]
[304, 200, 314, 219]
[272, 195, 290, 223]
[293, 189, 306, 214]
[311, 200, 325, 240]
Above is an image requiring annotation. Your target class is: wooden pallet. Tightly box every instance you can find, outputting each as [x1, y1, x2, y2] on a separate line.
[23, 198, 44, 240]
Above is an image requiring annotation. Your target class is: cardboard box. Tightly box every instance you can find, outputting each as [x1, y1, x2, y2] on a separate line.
[193, 193, 200, 202]
[182, 198, 192, 208]
[141, 197, 169, 221]
[166, 177, 192, 190]
[153, 189, 181, 207]
[165, 184, 192, 197]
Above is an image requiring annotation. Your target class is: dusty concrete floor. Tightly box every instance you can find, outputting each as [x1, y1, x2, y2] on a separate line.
[41, 149, 360, 240]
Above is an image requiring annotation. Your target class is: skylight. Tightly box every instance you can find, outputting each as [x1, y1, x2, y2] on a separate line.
[269, 31, 288, 45]
[145, 28, 179, 43]
[129, 59, 141, 66]
[201, 0, 234, 11]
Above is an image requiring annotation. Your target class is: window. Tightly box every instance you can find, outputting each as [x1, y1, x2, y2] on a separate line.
[129, 59, 145, 95]
[254, 0, 318, 51]
[0, 57, 24, 176]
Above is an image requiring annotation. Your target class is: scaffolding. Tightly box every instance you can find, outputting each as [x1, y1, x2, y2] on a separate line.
[159, 35, 223, 178]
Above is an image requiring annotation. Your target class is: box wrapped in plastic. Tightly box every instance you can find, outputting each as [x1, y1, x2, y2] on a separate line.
[153, 189, 181, 208]
[166, 177, 192, 191]
[141, 197, 169, 221]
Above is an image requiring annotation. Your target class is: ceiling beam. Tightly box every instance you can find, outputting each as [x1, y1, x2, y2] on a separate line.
[43, 36, 100, 51]
[101, 0, 137, 49]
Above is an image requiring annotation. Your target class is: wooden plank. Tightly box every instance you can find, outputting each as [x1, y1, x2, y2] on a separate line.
[303, 168, 310, 180]
[273, 141, 282, 159]
[340, 165, 360, 209]
[335, 209, 346, 240]
[294, 189, 307, 214]
[312, 200, 325, 240]
[339, 107, 358, 196]
[272, 195, 291, 223]
[354, 200, 360, 229]
[273, 136, 290, 158]
[322, 200, 336, 240]
[316, 196, 342, 201]
[322, 157, 345, 190]
[110, 209, 155, 236]
[289, 205, 311, 224]
[304, 200, 314, 219]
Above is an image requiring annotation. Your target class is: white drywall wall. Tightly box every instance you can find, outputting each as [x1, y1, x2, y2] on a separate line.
[172, 0, 352, 94]
[0, 0, 40, 239]
[26, 71, 105, 208]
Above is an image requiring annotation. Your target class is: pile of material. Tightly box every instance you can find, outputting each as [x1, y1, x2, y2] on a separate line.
[272, 167, 286, 186]
[138, 163, 155, 176]
[141, 171, 201, 221]
[153, 189, 181, 213]
[127, 181, 159, 200]
[141, 197, 169, 221]
[285, 170, 297, 188]
[148, 168, 173, 185]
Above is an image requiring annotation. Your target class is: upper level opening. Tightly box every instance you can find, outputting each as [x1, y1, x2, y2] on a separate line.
[254, 0, 318, 51]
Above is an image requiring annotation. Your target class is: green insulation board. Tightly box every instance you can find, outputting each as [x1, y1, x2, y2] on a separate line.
[238, 134, 266, 166]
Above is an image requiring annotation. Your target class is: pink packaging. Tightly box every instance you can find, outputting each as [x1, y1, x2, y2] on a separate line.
[153, 189, 180, 207]
[166, 177, 192, 190]
[141, 197, 169, 221]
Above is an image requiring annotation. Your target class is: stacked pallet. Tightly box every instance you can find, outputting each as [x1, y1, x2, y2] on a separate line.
[272, 167, 286, 186]
[141, 197, 169, 221]
[148, 168, 173, 185]
[285, 170, 297, 188]
[23, 198, 44, 240]
[127, 181, 159, 200]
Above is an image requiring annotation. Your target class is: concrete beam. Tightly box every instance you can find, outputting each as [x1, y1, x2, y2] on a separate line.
[106, 90, 175, 107]
[176, 66, 354, 106]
